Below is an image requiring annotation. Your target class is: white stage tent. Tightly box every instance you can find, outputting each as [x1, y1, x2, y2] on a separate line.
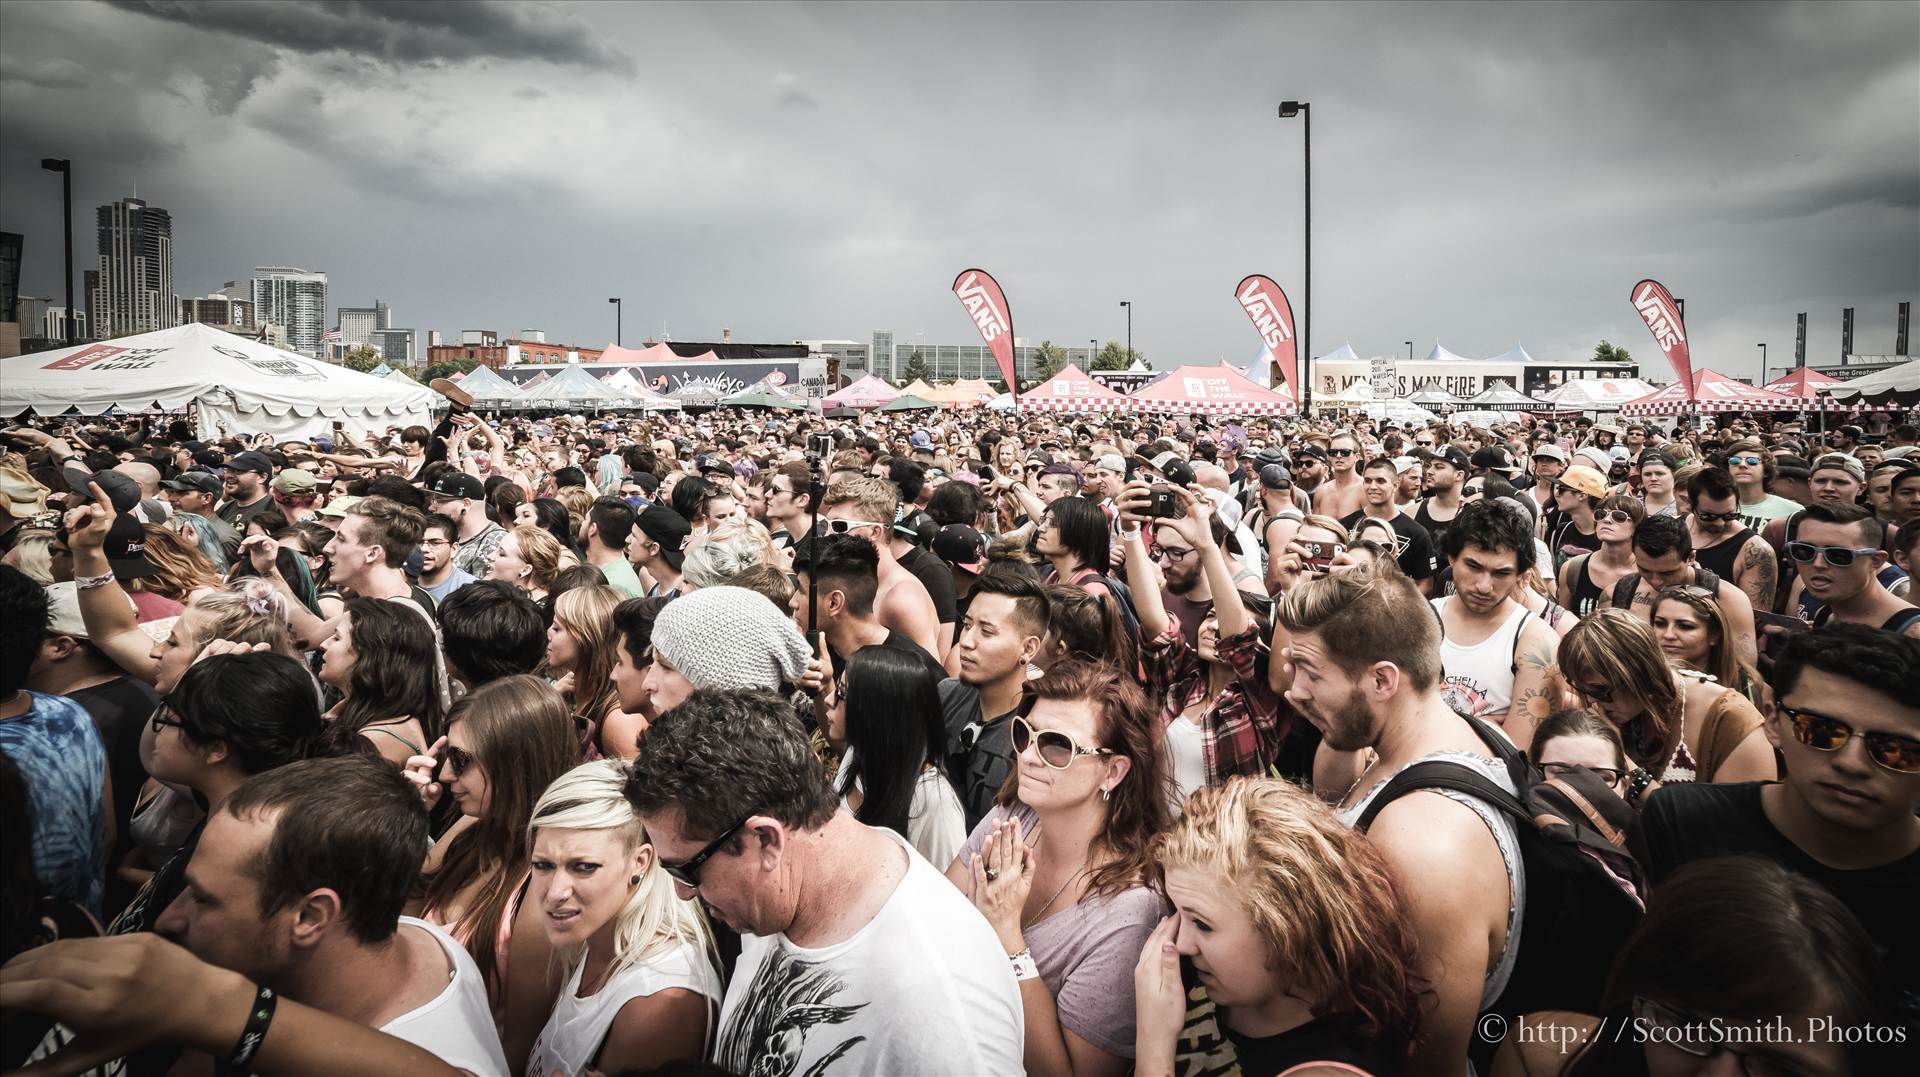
[508, 363, 647, 411]
[1542, 378, 1659, 411]
[0, 323, 437, 439]
[453, 364, 522, 408]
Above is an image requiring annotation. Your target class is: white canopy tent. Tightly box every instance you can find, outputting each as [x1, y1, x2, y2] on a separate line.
[451, 364, 521, 408]
[1542, 377, 1659, 411]
[1486, 343, 1536, 364]
[507, 363, 648, 411]
[1826, 360, 1920, 403]
[0, 323, 437, 439]
[1425, 341, 1477, 362]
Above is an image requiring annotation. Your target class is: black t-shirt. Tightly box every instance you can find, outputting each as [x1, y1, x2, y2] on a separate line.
[899, 544, 959, 637]
[216, 493, 277, 531]
[939, 678, 1018, 830]
[1630, 781, 1920, 1019]
[1341, 509, 1437, 580]
[66, 677, 161, 861]
[1222, 1010, 1408, 1077]
[1552, 517, 1601, 567]
[1413, 498, 1460, 559]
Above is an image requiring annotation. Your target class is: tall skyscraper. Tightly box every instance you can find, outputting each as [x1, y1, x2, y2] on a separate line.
[89, 198, 175, 339]
[337, 299, 391, 347]
[251, 266, 328, 357]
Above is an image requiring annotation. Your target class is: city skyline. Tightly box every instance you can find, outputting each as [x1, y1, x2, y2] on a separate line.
[2, 2, 1915, 381]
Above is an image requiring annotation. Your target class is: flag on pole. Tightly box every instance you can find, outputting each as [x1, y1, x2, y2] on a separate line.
[952, 269, 1018, 402]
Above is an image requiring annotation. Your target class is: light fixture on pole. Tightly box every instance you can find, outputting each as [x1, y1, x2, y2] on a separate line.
[40, 158, 73, 345]
[1404, 340, 1412, 363]
[608, 298, 622, 347]
[1278, 101, 1311, 412]
[1757, 342, 1767, 378]
[1119, 301, 1132, 368]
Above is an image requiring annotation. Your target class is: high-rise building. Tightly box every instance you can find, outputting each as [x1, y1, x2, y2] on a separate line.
[181, 294, 256, 331]
[336, 299, 391, 347]
[370, 326, 416, 364]
[251, 267, 328, 358]
[90, 198, 175, 339]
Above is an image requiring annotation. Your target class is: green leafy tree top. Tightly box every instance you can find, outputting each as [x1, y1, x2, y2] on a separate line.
[1593, 340, 1633, 363]
[342, 344, 383, 372]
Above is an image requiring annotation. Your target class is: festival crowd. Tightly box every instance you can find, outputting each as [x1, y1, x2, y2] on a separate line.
[0, 392, 1916, 1076]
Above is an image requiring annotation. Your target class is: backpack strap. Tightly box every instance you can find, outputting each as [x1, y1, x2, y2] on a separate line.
[1610, 572, 1641, 611]
[1355, 758, 1528, 831]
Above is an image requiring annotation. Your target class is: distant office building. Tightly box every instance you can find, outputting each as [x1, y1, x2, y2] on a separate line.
[865, 330, 1097, 384]
[798, 339, 868, 378]
[337, 299, 391, 346]
[371, 326, 416, 364]
[0, 232, 21, 324]
[181, 293, 256, 330]
[251, 267, 328, 357]
[89, 199, 175, 338]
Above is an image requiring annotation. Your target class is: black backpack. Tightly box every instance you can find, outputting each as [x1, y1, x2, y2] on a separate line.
[1356, 715, 1646, 1074]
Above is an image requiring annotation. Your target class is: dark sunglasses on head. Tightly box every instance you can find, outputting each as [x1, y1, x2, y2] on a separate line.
[1012, 716, 1113, 770]
[662, 817, 749, 889]
[1783, 706, 1920, 773]
[1785, 541, 1880, 568]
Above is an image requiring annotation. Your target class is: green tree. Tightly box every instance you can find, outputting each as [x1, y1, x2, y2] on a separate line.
[342, 344, 383, 372]
[1093, 340, 1141, 371]
[1031, 340, 1066, 381]
[900, 350, 930, 385]
[422, 357, 481, 382]
[1593, 340, 1633, 363]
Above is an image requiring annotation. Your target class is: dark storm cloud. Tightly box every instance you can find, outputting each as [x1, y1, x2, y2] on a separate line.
[0, 1, 1912, 382]
[106, 0, 631, 72]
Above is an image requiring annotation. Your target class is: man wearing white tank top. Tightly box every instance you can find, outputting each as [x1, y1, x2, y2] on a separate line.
[1431, 500, 1562, 752]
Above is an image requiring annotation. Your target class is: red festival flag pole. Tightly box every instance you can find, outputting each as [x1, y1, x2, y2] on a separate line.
[1234, 274, 1300, 402]
[953, 269, 1019, 404]
[1630, 278, 1695, 406]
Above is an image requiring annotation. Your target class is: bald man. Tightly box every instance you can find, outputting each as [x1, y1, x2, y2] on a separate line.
[113, 461, 170, 523]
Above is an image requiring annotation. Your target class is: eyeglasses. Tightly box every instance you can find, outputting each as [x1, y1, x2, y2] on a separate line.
[1541, 761, 1623, 786]
[1012, 716, 1113, 770]
[1151, 544, 1196, 564]
[1599, 509, 1637, 525]
[1784, 541, 1881, 568]
[149, 703, 184, 735]
[1327, 447, 1356, 457]
[823, 518, 886, 535]
[1577, 681, 1617, 704]
[1631, 997, 1801, 1073]
[1692, 510, 1739, 523]
[1782, 706, 1920, 773]
[661, 817, 749, 889]
[1726, 455, 1764, 467]
[419, 537, 451, 548]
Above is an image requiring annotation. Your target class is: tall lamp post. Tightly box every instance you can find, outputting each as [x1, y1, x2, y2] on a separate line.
[1756, 342, 1767, 379]
[608, 297, 622, 346]
[1278, 101, 1310, 412]
[1404, 340, 1413, 363]
[1088, 338, 1097, 368]
[40, 158, 73, 345]
[1119, 301, 1132, 368]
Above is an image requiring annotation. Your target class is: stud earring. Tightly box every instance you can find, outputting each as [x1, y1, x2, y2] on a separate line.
[630, 874, 640, 886]
[1101, 787, 1111, 802]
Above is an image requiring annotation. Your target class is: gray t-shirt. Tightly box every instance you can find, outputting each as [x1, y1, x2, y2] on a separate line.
[961, 803, 1170, 1058]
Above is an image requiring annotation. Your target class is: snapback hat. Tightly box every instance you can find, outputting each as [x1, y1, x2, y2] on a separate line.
[271, 468, 318, 496]
[1471, 445, 1523, 475]
[932, 524, 987, 574]
[1531, 443, 1569, 465]
[635, 505, 691, 571]
[1148, 451, 1197, 488]
[1421, 445, 1471, 472]
[227, 450, 274, 476]
[162, 471, 222, 496]
[1557, 465, 1609, 500]
[102, 515, 156, 579]
[426, 471, 486, 502]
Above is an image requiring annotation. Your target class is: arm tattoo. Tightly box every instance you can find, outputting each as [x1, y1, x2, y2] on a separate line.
[1741, 539, 1778, 610]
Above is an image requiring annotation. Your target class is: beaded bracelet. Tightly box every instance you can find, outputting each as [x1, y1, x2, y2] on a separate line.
[1625, 767, 1654, 807]
[217, 984, 277, 1077]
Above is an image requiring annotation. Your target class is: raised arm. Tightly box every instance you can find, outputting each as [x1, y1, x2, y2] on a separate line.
[1117, 480, 1171, 642]
[63, 488, 162, 684]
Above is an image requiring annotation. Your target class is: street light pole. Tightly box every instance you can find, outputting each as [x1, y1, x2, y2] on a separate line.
[1757, 342, 1767, 379]
[608, 297, 621, 346]
[40, 158, 73, 345]
[1404, 340, 1412, 363]
[1120, 301, 1132, 367]
[1279, 101, 1311, 412]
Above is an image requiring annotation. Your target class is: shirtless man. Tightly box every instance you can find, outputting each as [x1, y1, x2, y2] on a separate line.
[820, 476, 941, 656]
[1309, 429, 1365, 521]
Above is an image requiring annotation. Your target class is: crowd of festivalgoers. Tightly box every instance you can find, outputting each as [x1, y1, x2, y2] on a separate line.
[0, 394, 1916, 1077]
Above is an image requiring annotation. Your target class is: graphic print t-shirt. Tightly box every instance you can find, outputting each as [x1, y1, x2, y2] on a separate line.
[713, 829, 1024, 1076]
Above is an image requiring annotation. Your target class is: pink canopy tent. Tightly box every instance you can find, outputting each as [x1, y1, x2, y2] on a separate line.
[1761, 367, 1851, 411]
[925, 378, 996, 408]
[1124, 363, 1297, 416]
[821, 374, 901, 410]
[1620, 368, 1799, 416]
[1019, 364, 1133, 413]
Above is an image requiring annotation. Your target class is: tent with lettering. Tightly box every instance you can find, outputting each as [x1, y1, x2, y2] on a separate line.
[1541, 377, 1658, 411]
[1462, 384, 1554, 412]
[1316, 379, 1375, 407]
[1620, 368, 1798, 416]
[506, 363, 647, 411]
[1824, 360, 1920, 406]
[1761, 367, 1852, 410]
[1019, 364, 1134, 413]
[0, 322, 437, 439]
[821, 374, 901, 410]
[1123, 363, 1297, 416]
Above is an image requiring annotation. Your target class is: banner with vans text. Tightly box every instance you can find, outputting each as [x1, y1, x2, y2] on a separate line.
[1234, 274, 1300, 402]
[1630, 278, 1694, 402]
[952, 269, 1018, 400]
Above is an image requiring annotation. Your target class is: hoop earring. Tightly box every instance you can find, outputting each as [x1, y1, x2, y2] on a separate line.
[1101, 787, 1111, 803]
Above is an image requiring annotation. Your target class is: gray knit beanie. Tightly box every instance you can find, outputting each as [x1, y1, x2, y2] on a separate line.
[650, 585, 812, 692]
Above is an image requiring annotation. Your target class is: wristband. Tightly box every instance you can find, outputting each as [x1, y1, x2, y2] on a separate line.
[218, 983, 277, 1077]
[1008, 948, 1041, 982]
[74, 571, 116, 591]
[1626, 767, 1654, 807]
[1118, 526, 1143, 541]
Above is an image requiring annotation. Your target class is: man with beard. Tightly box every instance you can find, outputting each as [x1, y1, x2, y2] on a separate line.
[1291, 443, 1330, 502]
[214, 450, 277, 532]
[1340, 457, 1438, 595]
[1310, 431, 1365, 521]
[1276, 565, 1518, 1073]
[1684, 467, 1778, 614]
[1430, 501, 1561, 747]
[1414, 445, 1469, 554]
[417, 514, 478, 604]
[161, 470, 239, 570]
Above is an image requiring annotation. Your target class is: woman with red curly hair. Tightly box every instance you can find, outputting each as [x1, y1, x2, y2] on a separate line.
[1134, 776, 1426, 1075]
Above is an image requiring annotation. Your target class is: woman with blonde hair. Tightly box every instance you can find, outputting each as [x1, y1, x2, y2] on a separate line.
[489, 523, 564, 601]
[2, 528, 55, 584]
[1134, 776, 1423, 1074]
[137, 524, 224, 603]
[677, 526, 774, 591]
[410, 674, 581, 1070]
[546, 583, 627, 757]
[523, 760, 720, 1075]
[1557, 608, 1775, 801]
[1648, 585, 1768, 710]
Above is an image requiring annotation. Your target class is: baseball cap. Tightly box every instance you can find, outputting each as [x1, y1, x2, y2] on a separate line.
[1531, 443, 1569, 465]
[227, 450, 274, 476]
[1472, 446, 1522, 475]
[693, 454, 734, 479]
[64, 467, 142, 513]
[932, 524, 987, 574]
[426, 472, 486, 502]
[271, 468, 318, 496]
[162, 471, 223, 496]
[1557, 465, 1609, 500]
[1258, 463, 1293, 489]
[192, 447, 227, 469]
[909, 431, 933, 450]
[1607, 446, 1632, 464]
[1295, 443, 1330, 463]
[1421, 445, 1470, 472]
[1574, 447, 1613, 473]
[1773, 454, 1812, 482]
[1390, 455, 1420, 475]
[1093, 453, 1128, 475]
[1148, 451, 1197, 488]
[1810, 453, 1865, 483]
[635, 505, 691, 571]
[315, 495, 363, 519]
[102, 515, 155, 579]
[0, 466, 50, 518]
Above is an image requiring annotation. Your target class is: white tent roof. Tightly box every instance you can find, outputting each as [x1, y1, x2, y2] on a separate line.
[383, 368, 423, 388]
[508, 363, 640, 410]
[0, 323, 437, 439]
[1317, 380, 1376, 404]
[1826, 360, 1920, 401]
[454, 364, 520, 405]
[1486, 343, 1535, 364]
[1425, 340, 1476, 362]
[1542, 377, 1658, 410]
[1316, 342, 1362, 363]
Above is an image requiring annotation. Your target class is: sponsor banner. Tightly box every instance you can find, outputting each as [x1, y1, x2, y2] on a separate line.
[1234, 275, 1300, 401]
[504, 360, 800, 399]
[1369, 356, 1397, 398]
[1629, 279, 1693, 401]
[952, 269, 1017, 399]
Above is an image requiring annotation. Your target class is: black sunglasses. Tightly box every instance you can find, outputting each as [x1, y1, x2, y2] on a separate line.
[1782, 706, 1920, 774]
[662, 817, 749, 889]
[1692, 510, 1739, 523]
[1327, 447, 1356, 457]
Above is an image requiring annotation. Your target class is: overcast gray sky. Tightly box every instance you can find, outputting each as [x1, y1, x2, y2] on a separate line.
[3, 0, 1915, 381]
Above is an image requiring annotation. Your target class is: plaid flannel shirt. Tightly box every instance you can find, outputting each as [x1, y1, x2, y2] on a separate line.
[1142, 615, 1290, 786]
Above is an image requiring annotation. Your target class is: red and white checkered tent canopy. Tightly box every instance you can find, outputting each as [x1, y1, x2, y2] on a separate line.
[1019, 364, 1133, 413]
[1620, 368, 1799, 416]
[1124, 363, 1298, 416]
[1761, 367, 1850, 410]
